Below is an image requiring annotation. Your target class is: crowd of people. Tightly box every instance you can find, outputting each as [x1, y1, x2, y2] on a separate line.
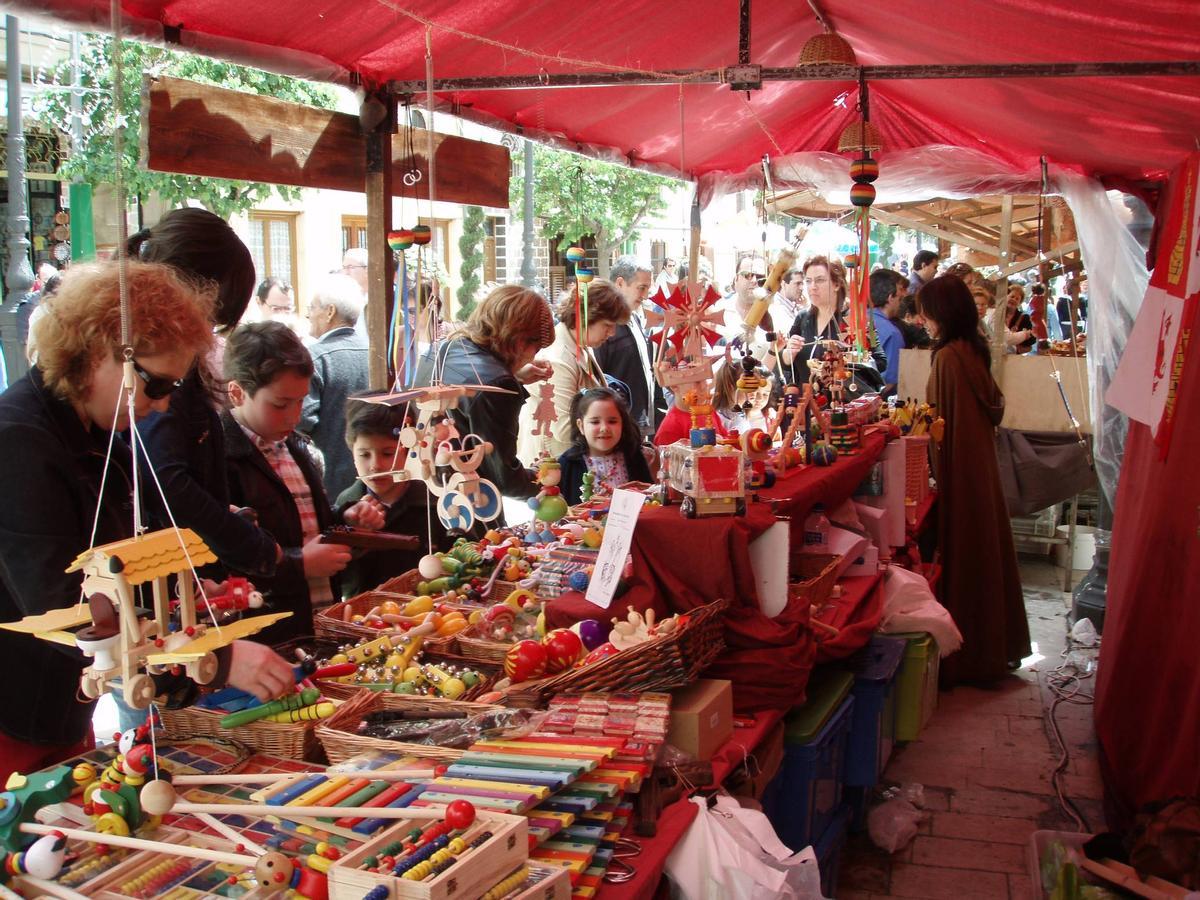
[0, 207, 1087, 778]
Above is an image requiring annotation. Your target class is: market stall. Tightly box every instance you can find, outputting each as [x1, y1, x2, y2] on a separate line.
[5, 0, 1200, 895]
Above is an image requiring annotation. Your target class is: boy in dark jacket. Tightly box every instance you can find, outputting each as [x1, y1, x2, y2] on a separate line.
[222, 322, 382, 645]
[334, 403, 452, 598]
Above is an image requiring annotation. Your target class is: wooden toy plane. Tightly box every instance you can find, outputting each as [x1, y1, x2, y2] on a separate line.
[351, 383, 513, 531]
[0, 527, 289, 709]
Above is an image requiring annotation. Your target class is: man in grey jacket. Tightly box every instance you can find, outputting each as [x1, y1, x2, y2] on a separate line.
[301, 274, 369, 497]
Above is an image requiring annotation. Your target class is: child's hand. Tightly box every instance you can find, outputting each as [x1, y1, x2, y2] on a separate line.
[515, 359, 553, 384]
[344, 496, 386, 531]
[225, 640, 295, 701]
[301, 535, 352, 577]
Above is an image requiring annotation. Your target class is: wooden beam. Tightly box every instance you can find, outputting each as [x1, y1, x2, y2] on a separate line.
[999, 242, 1080, 277]
[868, 207, 1002, 257]
[365, 92, 396, 391]
[389, 59, 1200, 93]
[992, 195, 1014, 376]
[141, 75, 509, 208]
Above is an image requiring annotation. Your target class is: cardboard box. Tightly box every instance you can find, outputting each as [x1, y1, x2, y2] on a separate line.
[843, 542, 880, 578]
[668, 678, 733, 760]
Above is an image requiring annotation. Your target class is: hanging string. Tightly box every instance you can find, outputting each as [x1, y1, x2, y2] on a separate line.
[129, 422, 224, 635]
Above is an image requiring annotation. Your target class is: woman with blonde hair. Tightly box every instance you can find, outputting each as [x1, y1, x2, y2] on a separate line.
[0, 262, 294, 782]
[414, 284, 555, 500]
[517, 279, 630, 460]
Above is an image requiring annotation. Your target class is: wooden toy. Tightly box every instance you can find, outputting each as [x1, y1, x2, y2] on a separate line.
[350, 385, 515, 532]
[328, 810, 528, 900]
[0, 528, 290, 709]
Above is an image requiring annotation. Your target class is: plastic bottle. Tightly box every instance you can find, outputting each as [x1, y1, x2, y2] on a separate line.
[803, 503, 831, 549]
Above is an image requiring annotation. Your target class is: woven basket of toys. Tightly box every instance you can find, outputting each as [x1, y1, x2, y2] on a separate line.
[315, 689, 501, 764]
[314, 594, 467, 654]
[158, 700, 328, 762]
[499, 598, 731, 707]
[317, 654, 501, 708]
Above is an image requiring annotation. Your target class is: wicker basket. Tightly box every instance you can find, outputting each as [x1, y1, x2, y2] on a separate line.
[315, 689, 493, 764]
[318, 656, 499, 706]
[500, 598, 730, 707]
[158, 702, 327, 762]
[456, 624, 514, 665]
[789, 553, 842, 607]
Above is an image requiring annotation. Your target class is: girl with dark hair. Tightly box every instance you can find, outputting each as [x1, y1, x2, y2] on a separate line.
[916, 275, 1030, 686]
[136, 209, 284, 583]
[557, 387, 652, 505]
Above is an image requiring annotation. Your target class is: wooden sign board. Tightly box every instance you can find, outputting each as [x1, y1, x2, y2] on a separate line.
[141, 75, 509, 208]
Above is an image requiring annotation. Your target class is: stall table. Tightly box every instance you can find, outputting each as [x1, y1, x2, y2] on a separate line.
[596, 709, 786, 900]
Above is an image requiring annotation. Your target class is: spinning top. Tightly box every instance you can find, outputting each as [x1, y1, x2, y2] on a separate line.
[388, 229, 415, 251]
[412, 224, 433, 246]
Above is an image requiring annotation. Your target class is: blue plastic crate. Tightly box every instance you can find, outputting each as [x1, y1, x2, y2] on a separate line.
[844, 634, 906, 787]
[762, 691, 854, 852]
[815, 802, 852, 898]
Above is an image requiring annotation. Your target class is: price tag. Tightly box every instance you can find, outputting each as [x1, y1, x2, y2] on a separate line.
[584, 488, 644, 610]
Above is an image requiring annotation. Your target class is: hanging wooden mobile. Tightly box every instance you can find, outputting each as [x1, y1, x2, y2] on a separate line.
[842, 74, 882, 358]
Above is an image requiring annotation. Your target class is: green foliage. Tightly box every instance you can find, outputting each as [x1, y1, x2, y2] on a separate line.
[871, 219, 897, 265]
[32, 35, 338, 218]
[456, 206, 485, 321]
[510, 144, 675, 277]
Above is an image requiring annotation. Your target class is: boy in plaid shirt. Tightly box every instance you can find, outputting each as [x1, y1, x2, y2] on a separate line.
[221, 322, 382, 645]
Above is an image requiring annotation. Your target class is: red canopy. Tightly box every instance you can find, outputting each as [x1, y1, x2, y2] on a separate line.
[19, 0, 1200, 184]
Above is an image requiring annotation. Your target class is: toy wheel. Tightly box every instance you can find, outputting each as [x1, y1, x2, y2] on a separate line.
[191, 652, 219, 685]
[680, 497, 696, 519]
[123, 674, 156, 710]
[470, 479, 503, 522]
[437, 491, 476, 533]
[735, 498, 747, 516]
[80, 673, 105, 699]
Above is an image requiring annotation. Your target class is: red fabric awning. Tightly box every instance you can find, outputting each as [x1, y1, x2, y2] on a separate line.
[18, 0, 1200, 184]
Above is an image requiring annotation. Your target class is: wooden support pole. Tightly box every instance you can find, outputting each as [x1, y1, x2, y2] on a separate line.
[991, 195, 1014, 376]
[364, 90, 397, 391]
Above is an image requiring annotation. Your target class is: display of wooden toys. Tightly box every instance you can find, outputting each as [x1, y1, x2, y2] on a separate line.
[328, 806, 528, 900]
[827, 409, 860, 455]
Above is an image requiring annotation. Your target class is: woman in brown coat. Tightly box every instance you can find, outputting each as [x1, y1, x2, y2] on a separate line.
[918, 276, 1030, 685]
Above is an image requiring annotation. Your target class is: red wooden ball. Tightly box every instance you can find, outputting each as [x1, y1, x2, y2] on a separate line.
[542, 628, 584, 674]
[504, 639, 548, 682]
[445, 799, 476, 830]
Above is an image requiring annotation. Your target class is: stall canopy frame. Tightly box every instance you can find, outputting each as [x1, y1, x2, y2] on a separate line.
[15, 0, 1200, 189]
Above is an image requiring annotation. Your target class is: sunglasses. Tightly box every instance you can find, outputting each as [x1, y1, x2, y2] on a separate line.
[132, 359, 184, 400]
[739, 272, 767, 285]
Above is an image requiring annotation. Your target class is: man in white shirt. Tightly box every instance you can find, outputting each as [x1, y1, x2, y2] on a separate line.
[769, 267, 807, 337]
[342, 247, 370, 339]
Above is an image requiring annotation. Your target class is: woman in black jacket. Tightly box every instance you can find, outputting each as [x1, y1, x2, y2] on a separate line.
[0, 262, 293, 783]
[414, 285, 555, 502]
[136, 209, 283, 580]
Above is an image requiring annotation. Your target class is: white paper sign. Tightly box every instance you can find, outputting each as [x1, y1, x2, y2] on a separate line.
[584, 488, 644, 610]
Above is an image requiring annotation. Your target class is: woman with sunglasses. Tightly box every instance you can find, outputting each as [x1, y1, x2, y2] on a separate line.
[0, 262, 295, 783]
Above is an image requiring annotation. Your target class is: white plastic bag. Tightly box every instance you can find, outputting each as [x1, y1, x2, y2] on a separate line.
[665, 795, 827, 899]
[867, 783, 929, 854]
[878, 565, 963, 656]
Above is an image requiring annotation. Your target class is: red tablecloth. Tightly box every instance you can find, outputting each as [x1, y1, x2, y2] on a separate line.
[596, 710, 785, 900]
[813, 572, 885, 663]
[547, 434, 888, 713]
